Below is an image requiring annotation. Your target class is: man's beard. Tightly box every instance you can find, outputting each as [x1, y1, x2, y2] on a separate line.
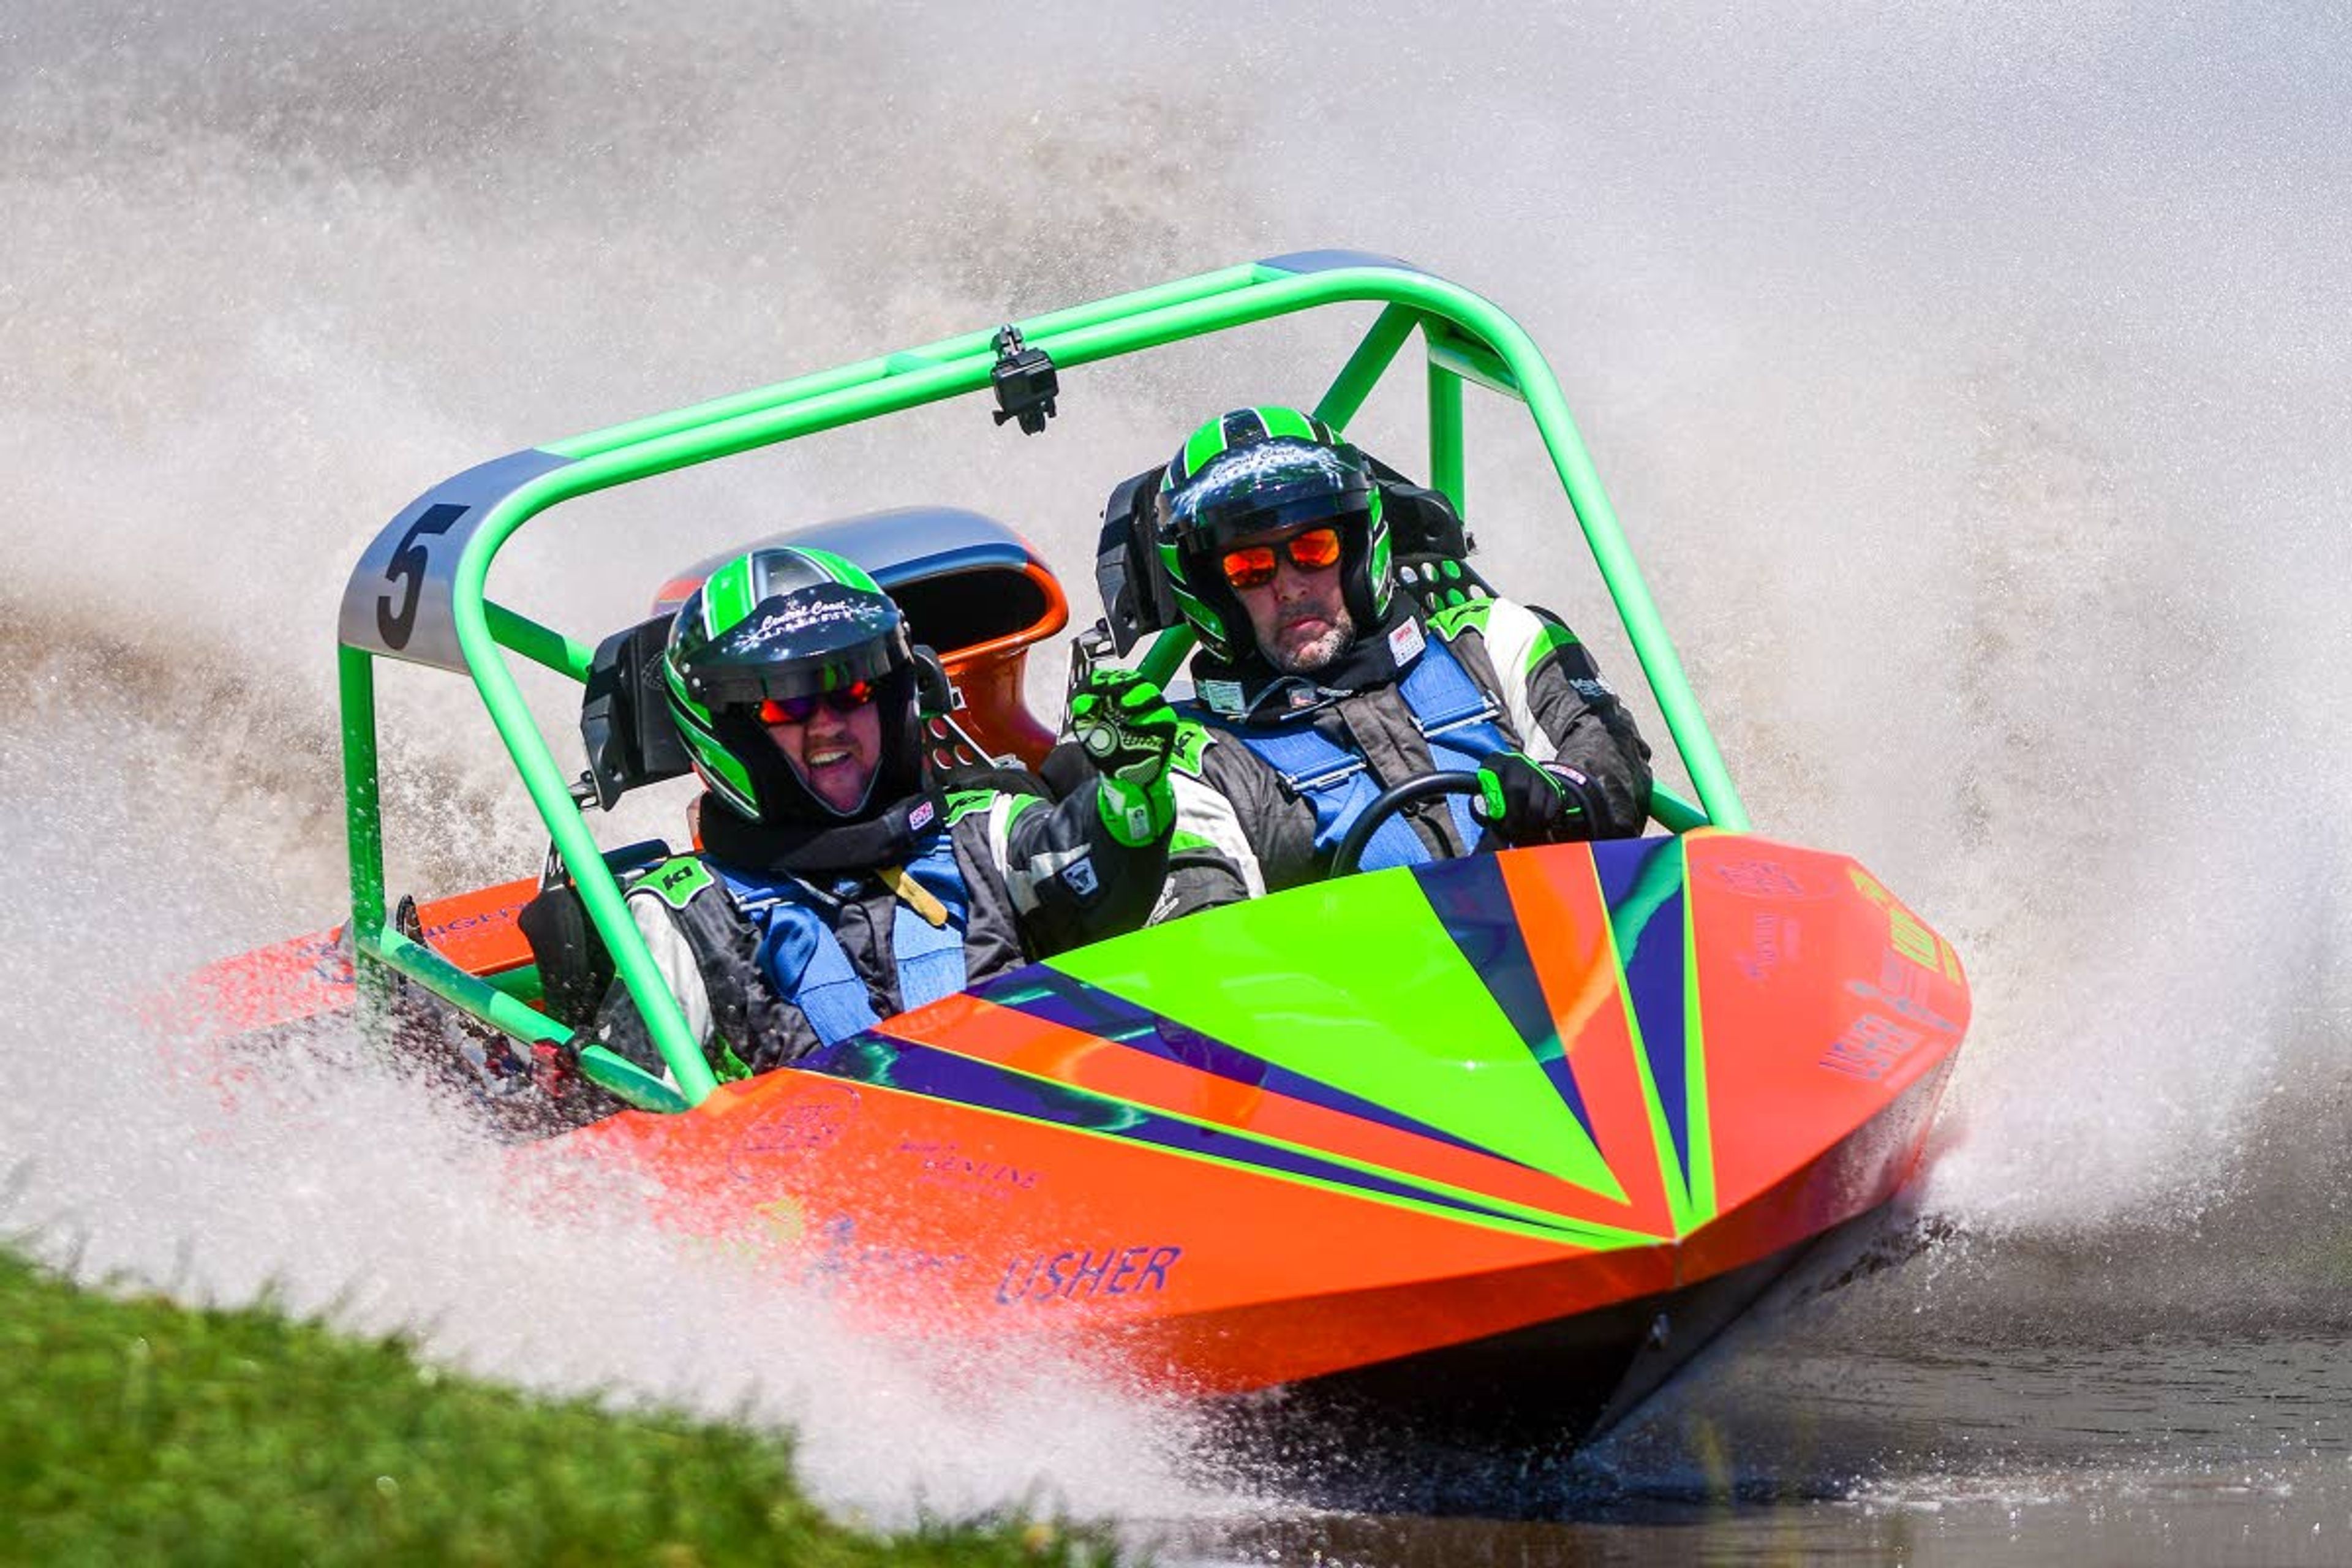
[1267, 604, 1356, 675]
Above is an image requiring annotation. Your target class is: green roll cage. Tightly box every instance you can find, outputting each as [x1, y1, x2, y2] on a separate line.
[334, 249, 1748, 1115]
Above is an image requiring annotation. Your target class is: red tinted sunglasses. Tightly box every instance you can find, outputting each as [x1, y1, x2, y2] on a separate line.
[758, 680, 876, 725]
[1218, 526, 1343, 590]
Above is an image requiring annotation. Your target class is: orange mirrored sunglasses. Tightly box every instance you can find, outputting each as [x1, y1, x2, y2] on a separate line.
[1218, 526, 1343, 590]
[758, 680, 876, 725]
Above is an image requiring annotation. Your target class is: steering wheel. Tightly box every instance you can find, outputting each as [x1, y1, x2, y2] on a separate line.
[1328, 770, 1485, 878]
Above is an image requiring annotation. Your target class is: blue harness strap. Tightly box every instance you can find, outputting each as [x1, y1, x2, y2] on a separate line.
[886, 842, 971, 1014]
[753, 899, 878, 1045]
[719, 831, 971, 1047]
[1205, 638, 1515, 872]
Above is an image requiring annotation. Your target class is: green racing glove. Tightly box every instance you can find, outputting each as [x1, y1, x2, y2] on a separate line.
[1068, 668, 1179, 848]
[1474, 751, 1596, 846]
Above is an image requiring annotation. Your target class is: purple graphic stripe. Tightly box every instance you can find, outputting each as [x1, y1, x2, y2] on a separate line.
[796, 1033, 1594, 1238]
[1591, 835, 1694, 1197]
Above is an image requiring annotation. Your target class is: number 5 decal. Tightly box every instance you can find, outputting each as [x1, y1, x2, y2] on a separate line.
[377, 503, 468, 650]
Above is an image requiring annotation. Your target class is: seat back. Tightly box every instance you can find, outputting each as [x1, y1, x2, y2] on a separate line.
[1368, 459, 1501, 614]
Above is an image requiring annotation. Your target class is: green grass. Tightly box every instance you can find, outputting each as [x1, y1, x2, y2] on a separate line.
[0, 1249, 1123, 1567]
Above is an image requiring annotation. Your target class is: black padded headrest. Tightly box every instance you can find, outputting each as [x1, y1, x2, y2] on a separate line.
[581, 614, 693, 809]
[1093, 462, 1174, 657]
[1363, 455, 1472, 561]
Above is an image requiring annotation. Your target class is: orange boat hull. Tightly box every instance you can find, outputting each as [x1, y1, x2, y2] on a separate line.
[537, 831, 1967, 1415]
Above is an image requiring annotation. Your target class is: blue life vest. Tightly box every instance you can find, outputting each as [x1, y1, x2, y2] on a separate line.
[1197, 636, 1516, 872]
[709, 829, 971, 1047]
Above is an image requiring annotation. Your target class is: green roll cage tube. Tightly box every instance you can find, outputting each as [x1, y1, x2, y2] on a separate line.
[334, 249, 1748, 1115]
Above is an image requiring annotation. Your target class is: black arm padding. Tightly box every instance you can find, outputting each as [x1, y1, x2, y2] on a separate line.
[516, 883, 612, 1028]
[516, 837, 674, 1028]
[1036, 740, 1098, 803]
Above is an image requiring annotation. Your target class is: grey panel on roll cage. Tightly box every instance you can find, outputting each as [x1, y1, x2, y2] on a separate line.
[1256, 249, 1439, 281]
[339, 448, 576, 673]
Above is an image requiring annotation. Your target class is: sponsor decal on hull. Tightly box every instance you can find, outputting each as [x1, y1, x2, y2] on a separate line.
[993, 1243, 1183, 1306]
[421, 903, 526, 940]
[729, 1082, 862, 1178]
[1735, 911, 1799, 982]
[801, 1215, 967, 1295]
[900, 1137, 1042, 1199]
[1705, 855, 1836, 902]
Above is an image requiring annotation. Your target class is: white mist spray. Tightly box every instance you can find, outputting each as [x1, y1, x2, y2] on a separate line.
[4, 0, 2348, 1528]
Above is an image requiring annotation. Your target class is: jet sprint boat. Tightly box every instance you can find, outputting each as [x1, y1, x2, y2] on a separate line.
[178, 252, 1968, 1460]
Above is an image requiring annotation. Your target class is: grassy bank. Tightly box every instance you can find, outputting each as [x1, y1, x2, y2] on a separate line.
[0, 1248, 1119, 1566]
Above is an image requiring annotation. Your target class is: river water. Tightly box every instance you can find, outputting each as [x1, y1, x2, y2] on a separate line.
[4, 4, 2350, 1562]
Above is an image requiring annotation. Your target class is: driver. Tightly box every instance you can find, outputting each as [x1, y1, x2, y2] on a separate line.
[575, 545, 1178, 1088]
[1145, 407, 1651, 919]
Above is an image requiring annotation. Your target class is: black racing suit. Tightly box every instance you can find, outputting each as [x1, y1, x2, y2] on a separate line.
[584, 773, 1164, 1085]
[1158, 597, 1651, 922]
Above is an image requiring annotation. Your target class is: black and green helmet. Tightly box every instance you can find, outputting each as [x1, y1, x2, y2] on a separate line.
[1155, 405, 1393, 663]
[663, 545, 921, 823]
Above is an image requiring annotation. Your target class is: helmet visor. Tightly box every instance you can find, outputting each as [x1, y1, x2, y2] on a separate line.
[1164, 440, 1373, 550]
[677, 586, 909, 709]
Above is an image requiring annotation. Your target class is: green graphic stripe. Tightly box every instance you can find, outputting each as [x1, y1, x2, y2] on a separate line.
[639, 856, 714, 912]
[704, 554, 756, 631]
[1167, 578, 1226, 646]
[1366, 489, 1392, 610]
[662, 660, 712, 727]
[1683, 872, 1715, 1219]
[943, 788, 994, 827]
[1428, 600, 1496, 640]
[669, 698, 756, 813]
[1595, 848, 1698, 1236]
[1181, 418, 1230, 480]
[1525, 621, 1585, 677]
[1257, 404, 1316, 442]
[1053, 871, 1619, 1193]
